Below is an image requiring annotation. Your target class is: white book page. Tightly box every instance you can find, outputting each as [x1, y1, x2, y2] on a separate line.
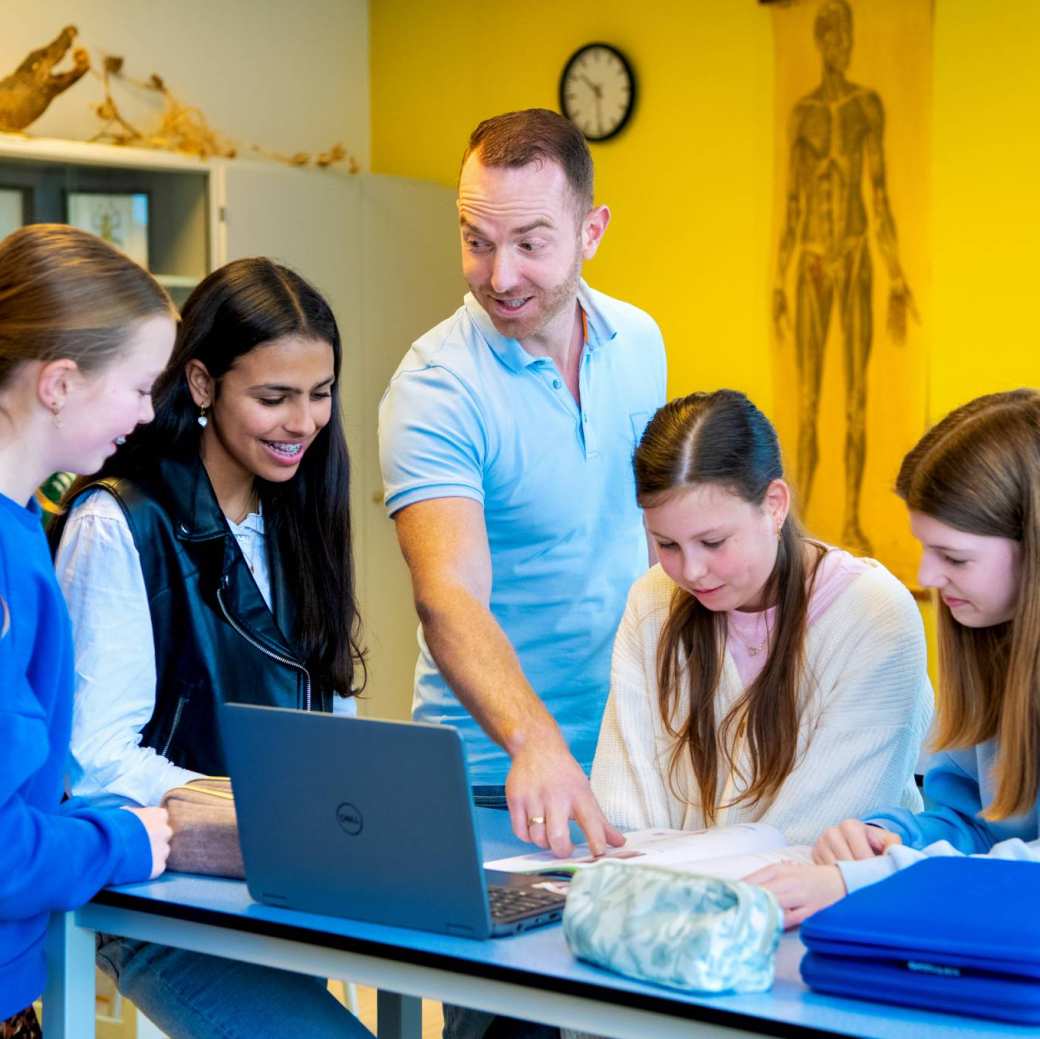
[484, 822, 789, 875]
[676, 844, 814, 881]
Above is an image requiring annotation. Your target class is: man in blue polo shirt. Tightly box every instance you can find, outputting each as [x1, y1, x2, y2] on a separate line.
[379, 108, 666, 860]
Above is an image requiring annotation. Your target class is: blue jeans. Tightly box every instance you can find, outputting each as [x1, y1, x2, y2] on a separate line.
[97, 936, 371, 1039]
[442, 789, 558, 1039]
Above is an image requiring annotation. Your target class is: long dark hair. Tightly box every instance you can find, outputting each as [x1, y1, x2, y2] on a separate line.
[635, 390, 822, 824]
[896, 389, 1040, 819]
[73, 257, 365, 698]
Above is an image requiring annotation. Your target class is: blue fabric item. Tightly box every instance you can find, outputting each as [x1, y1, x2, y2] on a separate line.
[378, 283, 666, 784]
[97, 936, 370, 1038]
[0, 490, 152, 1019]
[801, 857, 1040, 1024]
[563, 862, 782, 994]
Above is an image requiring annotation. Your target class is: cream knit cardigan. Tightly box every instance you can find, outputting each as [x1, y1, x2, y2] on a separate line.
[591, 562, 933, 845]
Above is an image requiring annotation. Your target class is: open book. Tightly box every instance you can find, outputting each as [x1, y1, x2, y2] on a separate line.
[484, 823, 813, 880]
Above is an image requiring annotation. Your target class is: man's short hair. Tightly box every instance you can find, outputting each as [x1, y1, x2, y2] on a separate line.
[461, 108, 594, 213]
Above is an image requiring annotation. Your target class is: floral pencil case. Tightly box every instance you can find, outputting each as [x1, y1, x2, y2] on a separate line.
[562, 861, 782, 994]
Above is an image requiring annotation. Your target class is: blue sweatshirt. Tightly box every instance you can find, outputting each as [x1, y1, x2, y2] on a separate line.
[838, 740, 1040, 893]
[0, 490, 151, 1019]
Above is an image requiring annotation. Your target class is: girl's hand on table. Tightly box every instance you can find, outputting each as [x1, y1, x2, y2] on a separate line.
[744, 862, 847, 929]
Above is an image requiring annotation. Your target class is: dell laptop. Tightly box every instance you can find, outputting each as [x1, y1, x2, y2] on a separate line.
[220, 703, 567, 938]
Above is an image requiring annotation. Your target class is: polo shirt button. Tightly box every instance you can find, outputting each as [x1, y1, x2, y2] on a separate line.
[552, 378, 561, 390]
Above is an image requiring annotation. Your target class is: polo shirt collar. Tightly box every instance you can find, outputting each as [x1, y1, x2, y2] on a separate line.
[464, 279, 618, 373]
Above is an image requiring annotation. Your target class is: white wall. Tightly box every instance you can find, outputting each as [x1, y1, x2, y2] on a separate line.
[1, 0, 369, 168]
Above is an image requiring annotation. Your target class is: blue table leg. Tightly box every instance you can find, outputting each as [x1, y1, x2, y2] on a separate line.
[44, 911, 97, 1039]
[377, 990, 422, 1039]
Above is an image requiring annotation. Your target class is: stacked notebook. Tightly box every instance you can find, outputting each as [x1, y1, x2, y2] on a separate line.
[801, 856, 1040, 1024]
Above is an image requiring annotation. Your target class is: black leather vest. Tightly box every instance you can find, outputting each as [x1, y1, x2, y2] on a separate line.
[66, 454, 331, 776]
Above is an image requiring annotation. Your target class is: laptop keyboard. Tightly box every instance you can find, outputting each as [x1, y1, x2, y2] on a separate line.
[488, 883, 566, 922]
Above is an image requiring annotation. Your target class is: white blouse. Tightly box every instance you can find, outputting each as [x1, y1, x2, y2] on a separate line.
[55, 488, 356, 808]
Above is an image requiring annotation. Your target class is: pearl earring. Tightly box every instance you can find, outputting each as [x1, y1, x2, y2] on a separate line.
[197, 405, 209, 429]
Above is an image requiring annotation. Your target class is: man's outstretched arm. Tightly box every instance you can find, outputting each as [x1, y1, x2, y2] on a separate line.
[394, 497, 624, 858]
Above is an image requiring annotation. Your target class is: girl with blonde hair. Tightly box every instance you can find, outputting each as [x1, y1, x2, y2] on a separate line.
[754, 389, 1040, 926]
[0, 225, 175, 1036]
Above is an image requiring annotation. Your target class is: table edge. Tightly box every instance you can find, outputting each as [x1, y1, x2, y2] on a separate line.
[90, 889, 857, 1039]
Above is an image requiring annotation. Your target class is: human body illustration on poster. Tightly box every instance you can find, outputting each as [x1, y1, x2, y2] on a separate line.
[772, 0, 930, 584]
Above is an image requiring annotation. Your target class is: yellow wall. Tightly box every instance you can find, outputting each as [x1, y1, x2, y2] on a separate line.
[372, 0, 1040, 429]
[924, 0, 1040, 687]
[371, 0, 775, 411]
[931, 2, 1040, 419]
[371, 1, 1040, 690]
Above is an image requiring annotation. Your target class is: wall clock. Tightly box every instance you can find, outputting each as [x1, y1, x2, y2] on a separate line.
[558, 43, 636, 143]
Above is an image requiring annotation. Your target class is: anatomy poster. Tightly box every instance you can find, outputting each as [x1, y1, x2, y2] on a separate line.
[771, 0, 931, 585]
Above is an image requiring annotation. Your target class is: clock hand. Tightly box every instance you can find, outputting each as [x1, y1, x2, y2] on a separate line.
[580, 74, 603, 99]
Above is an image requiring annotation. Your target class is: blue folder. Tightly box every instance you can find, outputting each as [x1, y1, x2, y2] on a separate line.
[800, 857, 1040, 1024]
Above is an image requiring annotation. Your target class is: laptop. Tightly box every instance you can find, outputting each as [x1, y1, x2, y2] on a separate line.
[220, 703, 568, 938]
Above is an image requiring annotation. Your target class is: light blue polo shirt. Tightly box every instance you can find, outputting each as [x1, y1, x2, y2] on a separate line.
[378, 281, 666, 784]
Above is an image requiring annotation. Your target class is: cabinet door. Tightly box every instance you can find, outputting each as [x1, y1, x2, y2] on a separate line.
[215, 162, 364, 426]
[216, 164, 460, 721]
[358, 176, 464, 720]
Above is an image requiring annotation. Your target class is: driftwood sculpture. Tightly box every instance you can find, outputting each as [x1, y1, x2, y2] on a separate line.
[93, 56, 358, 171]
[0, 27, 358, 172]
[92, 57, 237, 159]
[0, 26, 89, 132]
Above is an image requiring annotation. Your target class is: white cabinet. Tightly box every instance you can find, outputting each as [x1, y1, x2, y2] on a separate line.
[356, 175, 465, 720]
[0, 135, 462, 720]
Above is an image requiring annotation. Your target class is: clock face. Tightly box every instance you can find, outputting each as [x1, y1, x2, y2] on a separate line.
[559, 43, 636, 143]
